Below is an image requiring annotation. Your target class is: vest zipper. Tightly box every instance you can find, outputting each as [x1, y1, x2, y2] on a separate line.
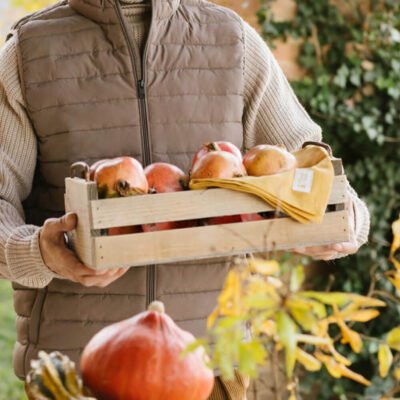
[115, 1, 156, 307]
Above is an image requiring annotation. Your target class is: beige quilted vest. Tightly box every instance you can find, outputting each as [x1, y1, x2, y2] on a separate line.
[10, 0, 244, 379]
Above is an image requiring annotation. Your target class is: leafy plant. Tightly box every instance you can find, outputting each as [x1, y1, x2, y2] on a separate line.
[189, 256, 385, 399]
[192, 215, 400, 399]
[254, 1, 400, 398]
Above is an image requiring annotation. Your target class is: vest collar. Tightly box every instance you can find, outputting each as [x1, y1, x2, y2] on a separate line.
[69, 0, 180, 24]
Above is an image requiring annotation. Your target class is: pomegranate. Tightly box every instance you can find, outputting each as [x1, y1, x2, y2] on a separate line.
[145, 162, 188, 194]
[192, 141, 242, 168]
[191, 151, 246, 180]
[243, 144, 297, 177]
[142, 163, 189, 232]
[94, 157, 148, 198]
[241, 213, 264, 222]
[108, 225, 142, 236]
[89, 159, 110, 181]
[206, 215, 242, 225]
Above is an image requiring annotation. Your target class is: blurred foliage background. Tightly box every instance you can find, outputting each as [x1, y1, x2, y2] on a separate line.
[0, 0, 399, 399]
[258, 0, 400, 398]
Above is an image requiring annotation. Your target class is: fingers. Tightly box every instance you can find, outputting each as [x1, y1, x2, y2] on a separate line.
[292, 241, 359, 260]
[76, 268, 128, 288]
[42, 213, 77, 239]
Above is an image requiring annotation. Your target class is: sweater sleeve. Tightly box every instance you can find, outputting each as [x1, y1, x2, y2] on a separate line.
[241, 21, 370, 249]
[0, 37, 57, 288]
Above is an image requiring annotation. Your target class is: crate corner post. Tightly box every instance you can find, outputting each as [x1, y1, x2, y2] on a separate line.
[64, 177, 98, 268]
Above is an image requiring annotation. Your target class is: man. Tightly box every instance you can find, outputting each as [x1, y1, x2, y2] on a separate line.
[0, 0, 369, 398]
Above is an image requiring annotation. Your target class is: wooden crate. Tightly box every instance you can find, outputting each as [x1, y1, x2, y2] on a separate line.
[64, 159, 349, 269]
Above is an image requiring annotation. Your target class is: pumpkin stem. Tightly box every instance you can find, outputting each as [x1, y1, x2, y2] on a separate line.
[148, 301, 165, 314]
[205, 142, 222, 152]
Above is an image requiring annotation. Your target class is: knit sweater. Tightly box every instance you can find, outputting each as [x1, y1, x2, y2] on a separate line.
[0, 1, 370, 288]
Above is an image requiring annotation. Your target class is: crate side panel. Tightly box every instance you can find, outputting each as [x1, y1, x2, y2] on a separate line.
[93, 210, 349, 269]
[91, 175, 347, 229]
[65, 178, 98, 267]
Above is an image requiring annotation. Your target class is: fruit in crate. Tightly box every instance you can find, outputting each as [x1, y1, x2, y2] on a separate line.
[94, 157, 148, 198]
[142, 163, 189, 232]
[81, 301, 214, 400]
[192, 141, 242, 167]
[191, 151, 246, 180]
[206, 214, 242, 225]
[191, 150, 246, 225]
[25, 351, 95, 400]
[89, 159, 109, 181]
[243, 144, 297, 177]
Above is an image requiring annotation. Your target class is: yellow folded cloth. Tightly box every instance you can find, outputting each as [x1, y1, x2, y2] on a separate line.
[189, 146, 334, 224]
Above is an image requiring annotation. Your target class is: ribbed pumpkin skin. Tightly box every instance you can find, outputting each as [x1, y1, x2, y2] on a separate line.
[80, 309, 214, 400]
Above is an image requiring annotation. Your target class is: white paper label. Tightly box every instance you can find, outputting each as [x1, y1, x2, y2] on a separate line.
[292, 168, 314, 193]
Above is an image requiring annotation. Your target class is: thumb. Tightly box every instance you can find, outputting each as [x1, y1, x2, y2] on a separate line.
[59, 213, 78, 232]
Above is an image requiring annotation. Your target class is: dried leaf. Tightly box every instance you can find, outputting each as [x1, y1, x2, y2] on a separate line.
[378, 344, 393, 378]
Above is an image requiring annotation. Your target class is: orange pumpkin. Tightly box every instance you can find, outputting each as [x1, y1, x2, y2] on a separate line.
[80, 301, 214, 400]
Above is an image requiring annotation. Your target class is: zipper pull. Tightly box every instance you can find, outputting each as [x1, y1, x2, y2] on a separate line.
[138, 79, 146, 99]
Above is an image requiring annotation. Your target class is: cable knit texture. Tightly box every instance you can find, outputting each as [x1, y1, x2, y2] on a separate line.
[0, 3, 370, 288]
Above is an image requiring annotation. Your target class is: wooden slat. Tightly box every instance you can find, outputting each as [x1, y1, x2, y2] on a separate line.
[64, 178, 98, 266]
[92, 210, 350, 269]
[90, 175, 347, 229]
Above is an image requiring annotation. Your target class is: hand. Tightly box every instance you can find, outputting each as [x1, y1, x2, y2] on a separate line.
[39, 213, 128, 287]
[292, 199, 359, 261]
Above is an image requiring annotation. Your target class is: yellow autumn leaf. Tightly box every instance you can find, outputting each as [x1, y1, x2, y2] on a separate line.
[350, 295, 386, 308]
[326, 341, 352, 366]
[391, 216, 400, 270]
[290, 306, 318, 332]
[386, 270, 400, 292]
[276, 311, 297, 378]
[246, 278, 280, 301]
[387, 326, 400, 351]
[260, 320, 277, 337]
[315, 353, 342, 378]
[207, 307, 220, 329]
[290, 264, 305, 292]
[378, 344, 393, 378]
[337, 319, 363, 353]
[296, 334, 330, 346]
[341, 309, 380, 323]
[316, 352, 371, 386]
[338, 364, 371, 386]
[394, 367, 400, 381]
[296, 348, 322, 372]
[218, 270, 240, 305]
[285, 295, 327, 316]
[300, 292, 385, 308]
[247, 259, 280, 276]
